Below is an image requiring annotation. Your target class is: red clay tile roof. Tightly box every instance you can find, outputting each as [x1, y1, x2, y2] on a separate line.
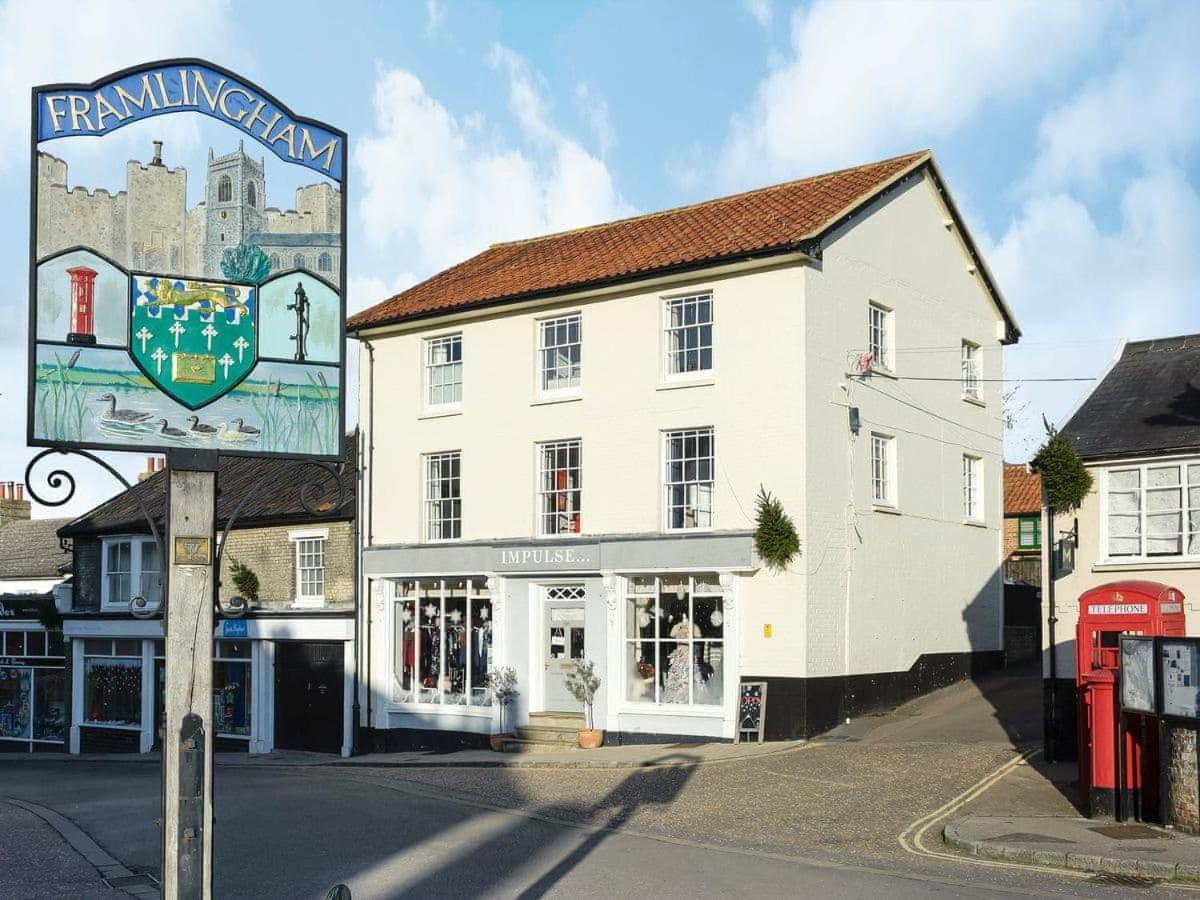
[349, 150, 938, 330]
[1004, 464, 1042, 516]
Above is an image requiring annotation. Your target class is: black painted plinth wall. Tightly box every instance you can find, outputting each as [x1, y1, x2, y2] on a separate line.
[1043, 678, 1078, 762]
[748, 650, 1006, 741]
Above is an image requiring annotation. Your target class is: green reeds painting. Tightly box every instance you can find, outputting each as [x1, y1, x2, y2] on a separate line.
[33, 346, 339, 456]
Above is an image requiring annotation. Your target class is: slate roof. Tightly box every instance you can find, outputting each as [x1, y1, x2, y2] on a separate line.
[0, 517, 72, 579]
[1062, 334, 1200, 461]
[348, 150, 1017, 337]
[1003, 464, 1041, 516]
[59, 436, 356, 538]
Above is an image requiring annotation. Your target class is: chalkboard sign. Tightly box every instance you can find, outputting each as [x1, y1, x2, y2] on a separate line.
[736, 681, 767, 744]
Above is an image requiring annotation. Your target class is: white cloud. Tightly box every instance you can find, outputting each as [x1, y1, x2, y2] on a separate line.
[992, 168, 1200, 459]
[355, 49, 631, 283]
[989, 4, 1200, 460]
[424, 0, 445, 34]
[0, 0, 234, 168]
[743, 0, 773, 30]
[719, 0, 1105, 187]
[1026, 4, 1200, 192]
[575, 82, 616, 156]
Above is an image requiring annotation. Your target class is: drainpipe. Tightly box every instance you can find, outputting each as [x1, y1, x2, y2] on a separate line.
[362, 339, 376, 741]
[350, 425, 361, 755]
[1046, 500, 1057, 763]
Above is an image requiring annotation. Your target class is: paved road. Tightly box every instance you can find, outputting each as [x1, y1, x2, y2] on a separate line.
[0, 668, 1194, 898]
[0, 801, 125, 899]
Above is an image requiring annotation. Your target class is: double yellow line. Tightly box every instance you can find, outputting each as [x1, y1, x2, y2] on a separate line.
[898, 747, 1200, 890]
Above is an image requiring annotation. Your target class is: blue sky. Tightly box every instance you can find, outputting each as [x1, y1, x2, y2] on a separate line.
[2, 0, 1198, 515]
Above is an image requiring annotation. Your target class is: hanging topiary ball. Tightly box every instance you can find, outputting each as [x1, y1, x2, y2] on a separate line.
[754, 486, 800, 572]
[1032, 417, 1093, 513]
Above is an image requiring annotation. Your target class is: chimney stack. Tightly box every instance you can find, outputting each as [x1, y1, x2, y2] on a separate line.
[151, 140, 164, 166]
[0, 481, 32, 527]
[138, 456, 164, 482]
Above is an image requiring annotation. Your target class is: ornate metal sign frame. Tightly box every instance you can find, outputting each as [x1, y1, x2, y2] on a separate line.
[27, 59, 347, 462]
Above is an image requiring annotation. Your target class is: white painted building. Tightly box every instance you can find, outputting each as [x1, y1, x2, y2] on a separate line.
[350, 151, 1019, 746]
[1040, 335, 1200, 756]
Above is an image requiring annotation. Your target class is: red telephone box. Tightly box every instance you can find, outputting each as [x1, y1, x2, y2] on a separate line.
[66, 265, 97, 345]
[1076, 581, 1186, 816]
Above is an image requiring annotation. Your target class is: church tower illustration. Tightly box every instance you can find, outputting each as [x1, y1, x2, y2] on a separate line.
[202, 140, 265, 278]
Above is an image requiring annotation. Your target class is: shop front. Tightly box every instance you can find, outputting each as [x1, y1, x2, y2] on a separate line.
[364, 533, 753, 748]
[65, 614, 354, 756]
[0, 623, 66, 752]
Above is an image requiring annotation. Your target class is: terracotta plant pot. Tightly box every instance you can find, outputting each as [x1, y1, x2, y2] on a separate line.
[490, 734, 511, 752]
[577, 729, 604, 750]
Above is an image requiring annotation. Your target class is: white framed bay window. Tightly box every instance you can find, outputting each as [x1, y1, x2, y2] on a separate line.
[100, 537, 160, 609]
[537, 439, 582, 536]
[664, 427, 714, 530]
[624, 574, 725, 706]
[289, 528, 328, 607]
[663, 293, 713, 378]
[424, 333, 462, 409]
[962, 454, 983, 522]
[537, 313, 582, 395]
[868, 301, 893, 372]
[424, 451, 462, 541]
[1104, 460, 1200, 561]
[870, 432, 897, 508]
[961, 340, 982, 401]
[392, 578, 493, 707]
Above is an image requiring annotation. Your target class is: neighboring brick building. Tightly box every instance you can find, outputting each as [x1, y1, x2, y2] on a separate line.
[57, 440, 357, 756]
[1003, 463, 1042, 586]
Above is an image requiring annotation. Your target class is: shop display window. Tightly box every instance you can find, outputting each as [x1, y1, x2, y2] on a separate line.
[83, 640, 142, 728]
[33, 669, 65, 741]
[0, 666, 32, 739]
[394, 578, 493, 707]
[625, 574, 724, 706]
[0, 630, 66, 746]
[213, 641, 252, 737]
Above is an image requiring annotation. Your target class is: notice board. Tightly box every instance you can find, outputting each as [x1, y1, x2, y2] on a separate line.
[1161, 639, 1200, 720]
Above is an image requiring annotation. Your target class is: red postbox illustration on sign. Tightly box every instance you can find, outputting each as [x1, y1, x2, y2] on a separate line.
[65, 265, 97, 345]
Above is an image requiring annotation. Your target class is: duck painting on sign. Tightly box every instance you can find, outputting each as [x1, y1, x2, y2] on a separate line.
[27, 61, 346, 460]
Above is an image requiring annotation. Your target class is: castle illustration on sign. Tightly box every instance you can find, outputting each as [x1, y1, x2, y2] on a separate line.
[37, 140, 341, 283]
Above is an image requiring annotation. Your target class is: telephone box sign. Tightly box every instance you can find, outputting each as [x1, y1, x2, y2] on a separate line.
[28, 60, 346, 460]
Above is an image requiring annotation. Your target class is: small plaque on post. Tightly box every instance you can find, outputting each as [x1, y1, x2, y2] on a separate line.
[174, 536, 211, 567]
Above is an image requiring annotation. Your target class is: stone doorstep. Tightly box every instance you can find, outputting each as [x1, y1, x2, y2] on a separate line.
[944, 818, 1200, 882]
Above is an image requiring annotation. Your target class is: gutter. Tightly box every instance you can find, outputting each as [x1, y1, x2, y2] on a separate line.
[345, 247, 814, 338]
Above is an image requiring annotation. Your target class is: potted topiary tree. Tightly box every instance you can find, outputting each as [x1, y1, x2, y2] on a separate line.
[565, 659, 603, 749]
[489, 667, 519, 751]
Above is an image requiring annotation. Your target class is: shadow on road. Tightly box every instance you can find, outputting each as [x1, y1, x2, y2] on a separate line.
[386, 752, 700, 900]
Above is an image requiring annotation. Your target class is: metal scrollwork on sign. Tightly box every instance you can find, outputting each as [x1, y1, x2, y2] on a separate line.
[299, 461, 348, 516]
[212, 459, 350, 619]
[24, 447, 166, 618]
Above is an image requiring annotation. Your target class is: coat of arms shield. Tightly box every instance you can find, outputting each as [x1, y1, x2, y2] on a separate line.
[128, 274, 258, 409]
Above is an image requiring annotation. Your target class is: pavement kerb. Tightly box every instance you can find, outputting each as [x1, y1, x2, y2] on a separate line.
[306, 740, 811, 770]
[0, 795, 159, 898]
[942, 817, 1200, 883]
[0, 740, 810, 771]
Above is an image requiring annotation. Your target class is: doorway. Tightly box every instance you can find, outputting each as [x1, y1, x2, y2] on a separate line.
[274, 641, 343, 753]
[542, 585, 586, 712]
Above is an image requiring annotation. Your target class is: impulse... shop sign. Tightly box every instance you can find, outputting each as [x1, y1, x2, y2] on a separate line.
[495, 545, 599, 572]
[37, 63, 342, 176]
